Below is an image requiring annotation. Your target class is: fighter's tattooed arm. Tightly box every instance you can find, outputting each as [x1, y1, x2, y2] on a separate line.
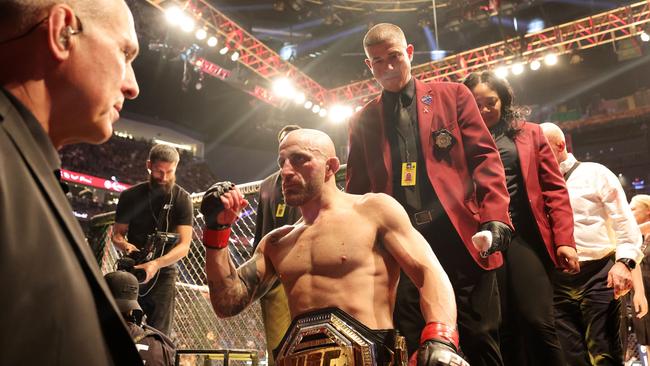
[206, 250, 276, 317]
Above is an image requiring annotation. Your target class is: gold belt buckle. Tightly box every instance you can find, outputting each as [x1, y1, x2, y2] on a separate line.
[414, 210, 432, 225]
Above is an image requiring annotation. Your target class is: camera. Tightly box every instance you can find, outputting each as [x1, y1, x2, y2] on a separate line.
[116, 257, 147, 283]
[130, 231, 180, 265]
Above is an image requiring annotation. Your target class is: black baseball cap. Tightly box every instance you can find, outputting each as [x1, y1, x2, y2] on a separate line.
[104, 271, 142, 313]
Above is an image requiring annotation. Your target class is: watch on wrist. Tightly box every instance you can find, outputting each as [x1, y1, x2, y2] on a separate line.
[617, 258, 637, 270]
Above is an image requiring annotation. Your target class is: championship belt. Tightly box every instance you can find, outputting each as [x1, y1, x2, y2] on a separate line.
[274, 307, 407, 366]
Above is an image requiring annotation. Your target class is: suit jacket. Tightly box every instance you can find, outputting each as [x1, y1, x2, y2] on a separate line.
[346, 79, 511, 270]
[514, 122, 576, 266]
[253, 171, 302, 247]
[0, 89, 142, 365]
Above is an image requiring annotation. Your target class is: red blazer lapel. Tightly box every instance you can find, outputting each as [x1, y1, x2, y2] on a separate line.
[515, 126, 533, 188]
[415, 79, 434, 165]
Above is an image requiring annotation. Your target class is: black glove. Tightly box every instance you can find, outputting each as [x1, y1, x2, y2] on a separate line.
[200, 181, 235, 230]
[417, 340, 469, 366]
[479, 220, 512, 256]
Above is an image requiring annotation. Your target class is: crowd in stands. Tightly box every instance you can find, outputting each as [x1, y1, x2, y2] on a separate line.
[60, 135, 218, 220]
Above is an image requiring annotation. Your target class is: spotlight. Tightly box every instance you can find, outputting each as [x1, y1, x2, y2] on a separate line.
[195, 81, 203, 90]
[511, 63, 524, 75]
[544, 53, 558, 66]
[329, 104, 354, 123]
[230, 51, 240, 61]
[293, 92, 306, 104]
[355, 106, 363, 112]
[207, 36, 218, 47]
[195, 28, 207, 40]
[494, 66, 508, 79]
[179, 16, 195, 33]
[165, 6, 183, 26]
[272, 78, 296, 98]
[641, 31, 650, 42]
[219, 46, 229, 55]
[304, 100, 313, 109]
[312, 104, 321, 113]
[530, 60, 541, 71]
[319, 108, 327, 118]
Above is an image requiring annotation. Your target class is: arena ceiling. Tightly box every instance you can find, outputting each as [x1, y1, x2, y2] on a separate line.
[122, 0, 650, 180]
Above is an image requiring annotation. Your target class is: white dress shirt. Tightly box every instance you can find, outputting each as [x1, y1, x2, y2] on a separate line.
[560, 153, 643, 263]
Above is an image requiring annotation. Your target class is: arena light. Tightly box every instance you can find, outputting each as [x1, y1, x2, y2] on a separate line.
[219, 46, 229, 55]
[153, 139, 193, 151]
[329, 104, 354, 123]
[230, 50, 240, 62]
[304, 100, 313, 109]
[530, 59, 541, 71]
[272, 78, 296, 98]
[195, 28, 207, 40]
[494, 66, 509, 79]
[179, 15, 196, 33]
[293, 92, 306, 104]
[511, 63, 524, 75]
[544, 53, 558, 66]
[355, 106, 363, 112]
[165, 6, 184, 26]
[319, 108, 328, 118]
[641, 31, 650, 42]
[312, 104, 321, 114]
[207, 36, 218, 47]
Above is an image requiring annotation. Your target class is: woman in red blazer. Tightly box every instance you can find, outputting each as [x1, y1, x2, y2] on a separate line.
[464, 72, 579, 366]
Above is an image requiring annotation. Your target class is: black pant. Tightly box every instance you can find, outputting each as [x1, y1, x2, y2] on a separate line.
[497, 230, 566, 365]
[553, 256, 622, 366]
[139, 266, 177, 335]
[394, 219, 503, 366]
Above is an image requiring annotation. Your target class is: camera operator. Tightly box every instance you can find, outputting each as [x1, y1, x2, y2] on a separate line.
[112, 144, 193, 335]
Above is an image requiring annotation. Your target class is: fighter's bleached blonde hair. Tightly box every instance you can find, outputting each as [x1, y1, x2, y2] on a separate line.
[540, 122, 566, 146]
[0, 0, 108, 38]
[363, 23, 407, 52]
[632, 194, 650, 213]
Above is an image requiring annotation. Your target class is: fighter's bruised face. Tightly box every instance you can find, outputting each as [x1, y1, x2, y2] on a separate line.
[148, 160, 177, 194]
[278, 137, 327, 207]
[364, 38, 413, 93]
[471, 82, 502, 129]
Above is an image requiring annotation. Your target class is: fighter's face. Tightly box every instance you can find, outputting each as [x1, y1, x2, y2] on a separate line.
[471, 82, 502, 129]
[364, 39, 413, 93]
[56, 2, 140, 145]
[278, 139, 326, 207]
[148, 160, 177, 193]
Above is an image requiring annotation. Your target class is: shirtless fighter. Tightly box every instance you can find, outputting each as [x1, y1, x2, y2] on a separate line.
[201, 129, 468, 366]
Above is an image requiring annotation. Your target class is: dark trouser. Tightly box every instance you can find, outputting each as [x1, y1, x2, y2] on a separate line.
[497, 229, 566, 366]
[139, 266, 177, 335]
[553, 256, 622, 366]
[394, 218, 502, 366]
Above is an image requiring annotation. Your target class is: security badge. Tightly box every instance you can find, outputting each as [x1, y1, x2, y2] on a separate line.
[401, 162, 417, 186]
[432, 128, 455, 153]
[275, 203, 286, 217]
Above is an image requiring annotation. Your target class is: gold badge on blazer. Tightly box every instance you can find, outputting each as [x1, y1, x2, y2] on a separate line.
[432, 128, 455, 152]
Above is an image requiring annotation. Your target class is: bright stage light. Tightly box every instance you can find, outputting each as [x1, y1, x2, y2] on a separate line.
[544, 53, 558, 66]
[355, 106, 363, 112]
[195, 28, 207, 40]
[641, 31, 650, 42]
[495, 66, 508, 79]
[207, 36, 218, 47]
[272, 78, 296, 98]
[511, 63, 524, 75]
[319, 109, 328, 117]
[179, 16, 195, 33]
[165, 6, 183, 26]
[312, 104, 321, 114]
[293, 92, 306, 104]
[304, 101, 313, 109]
[329, 104, 354, 123]
[230, 51, 240, 61]
[530, 60, 541, 71]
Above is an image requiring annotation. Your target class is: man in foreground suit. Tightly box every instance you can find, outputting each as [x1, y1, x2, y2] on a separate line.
[202, 129, 468, 366]
[0, 0, 142, 364]
[346, 23, 511, 365]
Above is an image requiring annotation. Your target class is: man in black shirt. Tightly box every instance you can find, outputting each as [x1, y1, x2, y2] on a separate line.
[113, 144, 194, 335]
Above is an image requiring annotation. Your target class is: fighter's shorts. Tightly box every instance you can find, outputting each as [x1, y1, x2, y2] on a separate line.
[274, 307, 407, 366]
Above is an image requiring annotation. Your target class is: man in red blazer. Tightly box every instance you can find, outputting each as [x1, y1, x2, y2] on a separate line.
[346, 23, 512, 366]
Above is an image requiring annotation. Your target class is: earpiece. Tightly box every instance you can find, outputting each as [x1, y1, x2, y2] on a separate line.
[59, 27, 74, 49]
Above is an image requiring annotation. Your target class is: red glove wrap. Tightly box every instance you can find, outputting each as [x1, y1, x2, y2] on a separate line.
[420, 322, 459, 350]
[203, 228, 231, 249]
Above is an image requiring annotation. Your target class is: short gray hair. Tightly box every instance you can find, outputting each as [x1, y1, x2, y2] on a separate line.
[363, 23, 407, 51]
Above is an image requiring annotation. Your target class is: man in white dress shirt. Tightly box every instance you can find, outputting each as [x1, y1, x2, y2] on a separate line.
[541, 122, 643, 366]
